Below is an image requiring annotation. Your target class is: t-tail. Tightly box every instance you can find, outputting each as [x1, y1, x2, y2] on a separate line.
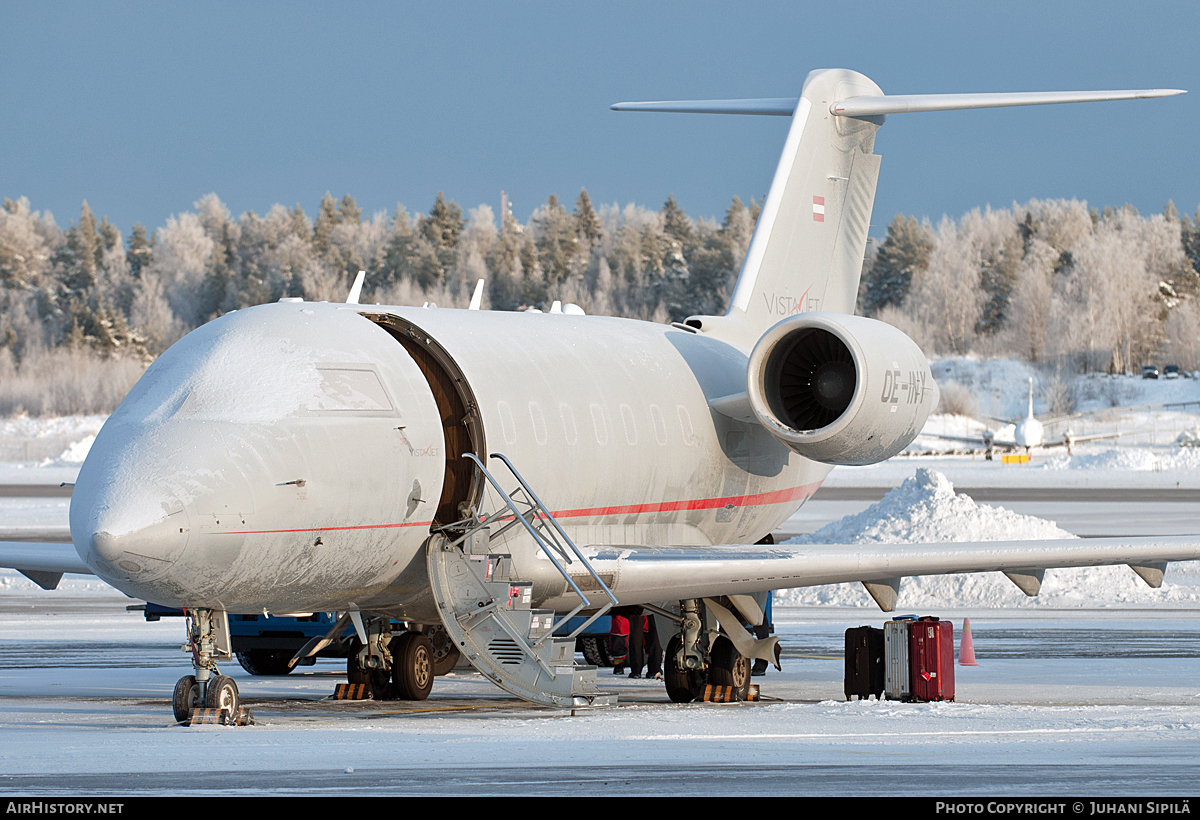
[613, 69, 1183, 349]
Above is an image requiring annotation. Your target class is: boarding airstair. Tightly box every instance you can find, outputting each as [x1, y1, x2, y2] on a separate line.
[426, 452, 620, 708]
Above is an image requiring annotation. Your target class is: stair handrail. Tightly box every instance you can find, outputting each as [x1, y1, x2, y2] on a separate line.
[488, 452, 620, 609]
[461, 452, 618, 643]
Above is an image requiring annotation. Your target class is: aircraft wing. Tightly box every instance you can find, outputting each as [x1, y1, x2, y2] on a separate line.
[1042, 431, 1125, 448]
[0, 541, 93, 590]
[545, 536, 1200, 610]
[918, 432, 1018, 449]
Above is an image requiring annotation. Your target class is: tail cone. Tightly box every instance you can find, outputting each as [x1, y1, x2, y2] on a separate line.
[959, 617, 980, 666]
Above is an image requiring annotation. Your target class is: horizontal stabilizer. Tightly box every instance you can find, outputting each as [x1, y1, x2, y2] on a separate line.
[832, 88, 1185, 117]
[611, 98, 796, 116]
[613, 89, 1185, 120]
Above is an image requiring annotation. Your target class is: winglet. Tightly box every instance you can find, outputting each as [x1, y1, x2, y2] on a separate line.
[346, 270, 366, 305]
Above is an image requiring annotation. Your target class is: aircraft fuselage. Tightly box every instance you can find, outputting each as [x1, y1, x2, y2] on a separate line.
[70, 301, 826, 621]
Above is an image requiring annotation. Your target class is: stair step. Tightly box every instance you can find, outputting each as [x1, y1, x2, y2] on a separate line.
[548, 637, 575, 664]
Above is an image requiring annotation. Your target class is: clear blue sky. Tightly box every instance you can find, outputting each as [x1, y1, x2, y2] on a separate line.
[2, 1, 1196, 239]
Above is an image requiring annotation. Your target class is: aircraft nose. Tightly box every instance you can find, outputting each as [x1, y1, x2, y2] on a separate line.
[70, 441, 191, 588]
[83, 504, 189, 583]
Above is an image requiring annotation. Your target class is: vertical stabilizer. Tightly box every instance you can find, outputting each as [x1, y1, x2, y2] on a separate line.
[612, 73, 1183, 349]
[721, 69, 883, 345]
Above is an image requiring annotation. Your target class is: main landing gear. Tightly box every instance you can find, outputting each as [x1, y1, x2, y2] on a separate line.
[344, 619, 456, 701]
[663, 598, 762, 704]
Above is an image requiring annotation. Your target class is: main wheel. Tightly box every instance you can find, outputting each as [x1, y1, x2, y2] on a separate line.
[708, 636, 751, 701]
[347, 638, 392, 699]
[204, 674, 240, 722]
[424, 625, 462, 676]
[664, 636, 707, 703]
[172, 675, 200, 724]
[236, 649, 294, 676]
[392, 632, 435, 700]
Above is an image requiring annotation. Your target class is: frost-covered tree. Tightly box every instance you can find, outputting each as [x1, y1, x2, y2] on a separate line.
[860, 214, 934, 316]
[147, 211, 214, 329]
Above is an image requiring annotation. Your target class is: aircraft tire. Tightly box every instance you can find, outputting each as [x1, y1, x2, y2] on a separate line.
[235, 649, 294, 676]
[425, 625, 461, 676]
[172, 675, 199, 724]
[392, 632, 435, 701]
[347, 638, 393, 699]
[708, 636, 751, 701]
[205, 675, 239, 722]
[579, 636, 613, 667]
[664, 636, 706, 703]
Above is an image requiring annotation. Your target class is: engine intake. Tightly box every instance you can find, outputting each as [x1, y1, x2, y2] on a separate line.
[747, 313, 937, 466]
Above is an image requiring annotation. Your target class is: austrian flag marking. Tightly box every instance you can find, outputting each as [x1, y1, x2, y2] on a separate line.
[812, 195, 825, 222]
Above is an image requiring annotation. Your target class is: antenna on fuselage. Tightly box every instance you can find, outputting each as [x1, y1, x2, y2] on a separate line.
[469, 278, 485, 310]
[346, 270, 366, 305]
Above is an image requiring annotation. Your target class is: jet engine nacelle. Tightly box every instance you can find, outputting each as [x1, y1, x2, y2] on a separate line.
[746, 312, 938, 466]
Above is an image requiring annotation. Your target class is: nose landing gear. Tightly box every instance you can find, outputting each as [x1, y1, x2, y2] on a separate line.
[172, 608, 252, 725]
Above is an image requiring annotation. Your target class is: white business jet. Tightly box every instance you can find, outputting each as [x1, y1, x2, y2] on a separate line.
[1, 70, 1193, 723]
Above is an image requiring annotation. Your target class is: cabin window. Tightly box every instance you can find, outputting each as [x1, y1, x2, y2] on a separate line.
[620, 404, 637, 446]
[529, 402, 548, 445]
[560, 403, 578, 446]
[590, 403, 608, 445]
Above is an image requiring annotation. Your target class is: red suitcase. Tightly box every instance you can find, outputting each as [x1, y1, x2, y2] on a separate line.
[909, 617, 954, 702]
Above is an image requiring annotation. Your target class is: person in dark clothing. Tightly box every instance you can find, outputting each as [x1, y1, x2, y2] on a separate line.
[611, 605, 662, 679]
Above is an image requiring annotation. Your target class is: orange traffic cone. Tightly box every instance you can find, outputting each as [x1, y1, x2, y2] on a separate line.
[959, 617, 979, 666]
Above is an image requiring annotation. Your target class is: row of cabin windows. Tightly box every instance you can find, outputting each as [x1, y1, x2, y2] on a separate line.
[496, 400, 697, 448]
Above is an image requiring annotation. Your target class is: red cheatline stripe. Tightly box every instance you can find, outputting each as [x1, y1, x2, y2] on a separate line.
[547, 481, 822, 519]
[216, 481, 823, 536]
[221, 520, 434, 535]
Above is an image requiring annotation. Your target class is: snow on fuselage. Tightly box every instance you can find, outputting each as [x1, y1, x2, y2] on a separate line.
[69, 301, 827, 619]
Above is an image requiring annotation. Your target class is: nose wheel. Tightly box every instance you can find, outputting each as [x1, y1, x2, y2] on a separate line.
[172, 675, 200, 724]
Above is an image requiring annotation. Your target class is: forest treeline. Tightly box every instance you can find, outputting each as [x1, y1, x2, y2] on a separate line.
[859, 199, 1200, 378]
[1, 189, 1199, 415]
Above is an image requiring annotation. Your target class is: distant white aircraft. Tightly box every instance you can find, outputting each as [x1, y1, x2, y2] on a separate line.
[925, 378, 1199, 456]
[1, 70, 1194, 723]
[925, 378, 1117, 456]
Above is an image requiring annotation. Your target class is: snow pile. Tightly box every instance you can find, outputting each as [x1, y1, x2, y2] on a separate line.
[778, 468, 1200, 608]
[797, 468, 1071, 544]
[48, 434, 96, 465]
[1039, 447, 1200, 472]
[1174, 427, 1200, 447]
[0, 414, 107, 466]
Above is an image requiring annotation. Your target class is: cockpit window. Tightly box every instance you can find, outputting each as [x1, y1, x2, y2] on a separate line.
[305, 367, 394, 412]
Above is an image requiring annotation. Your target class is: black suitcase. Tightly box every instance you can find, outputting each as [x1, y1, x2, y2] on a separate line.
[844, 625, 885, 701]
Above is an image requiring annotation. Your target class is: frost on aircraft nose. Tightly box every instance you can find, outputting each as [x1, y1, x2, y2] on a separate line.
[86, 506, 189, 582]
[70, 422, 199, 591]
